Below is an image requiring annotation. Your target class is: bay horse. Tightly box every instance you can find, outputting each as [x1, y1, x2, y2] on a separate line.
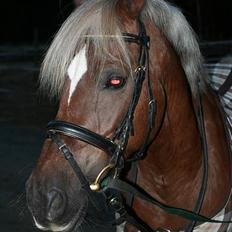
[26, 0, 232, 231]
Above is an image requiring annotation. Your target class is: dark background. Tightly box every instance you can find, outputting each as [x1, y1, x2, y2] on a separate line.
[1, 0, 232, 45]
[0, 0, 231, 232]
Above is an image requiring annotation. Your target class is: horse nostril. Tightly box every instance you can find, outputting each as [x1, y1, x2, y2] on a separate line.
[46, 188, 66, 222]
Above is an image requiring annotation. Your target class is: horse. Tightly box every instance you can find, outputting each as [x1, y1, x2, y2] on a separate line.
[26, 0, 232, 231]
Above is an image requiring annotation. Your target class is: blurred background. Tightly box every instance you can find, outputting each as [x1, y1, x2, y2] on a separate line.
[0, 0, 231, 231]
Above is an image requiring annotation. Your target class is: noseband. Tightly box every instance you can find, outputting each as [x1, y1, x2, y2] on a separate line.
[46, 20, 231, 232]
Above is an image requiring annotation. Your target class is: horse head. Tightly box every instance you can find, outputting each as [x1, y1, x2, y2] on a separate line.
[26, 0, 231, 231]
[26, 0, 154, 231]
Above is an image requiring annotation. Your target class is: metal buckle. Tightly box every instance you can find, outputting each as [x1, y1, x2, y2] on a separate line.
[58, 144, 66, 150]
[149, 99, 155, 107]
[135, 65, 146, 73]
[90, 163, 116, 191]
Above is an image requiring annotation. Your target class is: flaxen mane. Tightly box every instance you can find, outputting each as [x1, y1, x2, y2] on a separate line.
[40, 0, 204, 97]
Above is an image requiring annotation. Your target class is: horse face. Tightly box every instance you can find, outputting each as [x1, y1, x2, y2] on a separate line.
[26, 1, 149, 231]
[26, 43, 149, 231]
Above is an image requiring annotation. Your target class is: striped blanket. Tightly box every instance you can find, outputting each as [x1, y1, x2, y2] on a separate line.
[204, 56, 232, 232]
[205, 56, 232, 141]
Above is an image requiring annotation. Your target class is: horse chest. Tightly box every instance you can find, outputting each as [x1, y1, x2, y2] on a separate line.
[116, 207, 231, 232]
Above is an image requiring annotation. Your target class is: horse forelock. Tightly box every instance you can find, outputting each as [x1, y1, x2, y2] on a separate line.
[40, 0, 205, 99]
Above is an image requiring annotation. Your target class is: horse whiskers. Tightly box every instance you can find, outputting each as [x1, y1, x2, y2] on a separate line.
[9, 191, 26, 207]
[18, 205, 29, 219]
[16, 163, 34, 177]
[8, 196, 30, 222]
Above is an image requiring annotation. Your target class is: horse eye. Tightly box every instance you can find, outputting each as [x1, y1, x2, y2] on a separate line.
[105, 76, 126, 89]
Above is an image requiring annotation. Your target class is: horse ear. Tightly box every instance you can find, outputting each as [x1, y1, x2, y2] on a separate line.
[117, 0, 145, 19]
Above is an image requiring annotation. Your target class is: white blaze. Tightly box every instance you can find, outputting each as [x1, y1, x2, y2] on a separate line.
[67, 46, 87, 104]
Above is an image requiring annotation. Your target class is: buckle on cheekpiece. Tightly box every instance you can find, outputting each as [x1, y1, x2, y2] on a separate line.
[90, 163, 116, 191]
[140, 35, 150, 48]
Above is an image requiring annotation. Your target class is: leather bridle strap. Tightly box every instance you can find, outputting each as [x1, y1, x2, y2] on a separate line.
[185, 82, 209, 231]
[218, 69, 232, 96]
[47, 120, 117, 156]
[47, 131, 106, 211]
[112, 20, 155, 166]
[107, 178, 232, 224]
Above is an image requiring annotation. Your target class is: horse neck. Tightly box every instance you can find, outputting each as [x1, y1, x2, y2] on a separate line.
[147, 79, 202, 176]
[136, 45, 231, 221]
[139, 23, 203, 193]
[128, 21, 231, 229]
[148, 73, 202, 183]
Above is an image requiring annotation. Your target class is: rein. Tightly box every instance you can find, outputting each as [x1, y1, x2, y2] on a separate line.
[46, 19, 232, 231]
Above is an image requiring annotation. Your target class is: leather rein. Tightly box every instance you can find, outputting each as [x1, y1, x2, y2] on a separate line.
[46, 19, 232, 231]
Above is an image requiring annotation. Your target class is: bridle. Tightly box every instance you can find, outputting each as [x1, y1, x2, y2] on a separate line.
[46, 19, 231, 231]
[48, 18, 153, 198]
